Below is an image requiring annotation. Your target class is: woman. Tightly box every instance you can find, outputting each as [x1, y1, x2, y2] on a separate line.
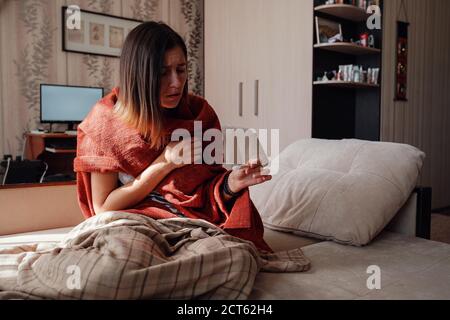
[74, 21, 272, 251]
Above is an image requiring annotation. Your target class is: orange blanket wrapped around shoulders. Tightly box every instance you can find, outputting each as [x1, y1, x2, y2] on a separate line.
[74, 87, 271, 252]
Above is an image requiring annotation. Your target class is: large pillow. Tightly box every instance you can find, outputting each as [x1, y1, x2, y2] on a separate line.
[250, 139, 425, 246]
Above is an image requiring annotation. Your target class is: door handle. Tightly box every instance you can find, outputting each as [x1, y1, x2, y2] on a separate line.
[254, 80, 259, 116]
[239, 82, 243, 117]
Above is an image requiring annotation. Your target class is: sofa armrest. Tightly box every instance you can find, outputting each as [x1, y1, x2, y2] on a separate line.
[385, 187, 432, 239]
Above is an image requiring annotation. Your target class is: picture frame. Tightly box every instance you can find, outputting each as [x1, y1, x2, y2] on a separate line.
[315, 17, 343, 44]
[62, 6, 143, 58]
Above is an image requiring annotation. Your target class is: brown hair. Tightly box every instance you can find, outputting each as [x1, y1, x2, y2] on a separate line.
[115, 21, 188, 149]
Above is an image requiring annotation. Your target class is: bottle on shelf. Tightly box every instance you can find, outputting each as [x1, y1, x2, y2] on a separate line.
[353, 66, 361, 83]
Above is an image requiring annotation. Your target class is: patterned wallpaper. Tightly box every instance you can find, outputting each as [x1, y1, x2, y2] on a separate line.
[0, 0, 204, 158]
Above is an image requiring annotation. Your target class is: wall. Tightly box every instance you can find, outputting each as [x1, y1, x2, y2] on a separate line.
[0, 0, 204, 160]
[381, 0, 450, 210]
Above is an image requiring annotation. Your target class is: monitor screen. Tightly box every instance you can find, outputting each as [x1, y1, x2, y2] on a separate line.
[40, 84, 103, 123]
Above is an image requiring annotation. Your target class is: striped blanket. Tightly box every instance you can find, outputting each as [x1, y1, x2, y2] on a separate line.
[0, 212, 310, 300]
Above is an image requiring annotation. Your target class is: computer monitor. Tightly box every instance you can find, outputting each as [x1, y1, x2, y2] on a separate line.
[40, 84, 104, 130]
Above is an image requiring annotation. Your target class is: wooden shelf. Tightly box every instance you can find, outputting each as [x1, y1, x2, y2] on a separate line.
[315, 4, 369, 22]
[45, 147, 76, 154]
[314, 81, 379, 89]
[24, 132, 77, 179]
[314, 43, 380, 55]
[312, 1, 383, 142]
[28, 132, 76, 138]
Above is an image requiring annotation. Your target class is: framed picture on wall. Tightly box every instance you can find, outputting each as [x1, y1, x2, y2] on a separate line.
[62, 6, 143, 58]
[315, 17, 343, 44]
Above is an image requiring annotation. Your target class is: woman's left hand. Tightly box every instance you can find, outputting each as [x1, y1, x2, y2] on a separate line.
[227, 159, 272, 194]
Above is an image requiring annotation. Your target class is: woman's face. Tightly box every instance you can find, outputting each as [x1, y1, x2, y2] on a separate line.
[159, 46, 187, 109]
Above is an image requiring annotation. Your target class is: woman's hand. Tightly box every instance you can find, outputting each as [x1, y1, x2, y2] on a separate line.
[227, 159, 272, 194]
[157, 137, 203, 169]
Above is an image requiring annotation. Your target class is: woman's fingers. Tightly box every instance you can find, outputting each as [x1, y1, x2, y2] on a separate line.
[245, 165, 269, 176]
[250, 172, 272, 182]
[174, 138, 202, 164]
[241, 165, 268, 177]
[237, 159, 264, 175]
[193, 146, 203, 163]
[254, 175, 272, 183]
[231, 167, 271, 190]
[248, 158, 262, 169]
[188, 138, 204, 164]
[251, 175, 272, 187]
[227, 165, 272, 194]
[238, 174, 271, 190]
[192, 139, 203, 163]
[163, 138, 204, 167]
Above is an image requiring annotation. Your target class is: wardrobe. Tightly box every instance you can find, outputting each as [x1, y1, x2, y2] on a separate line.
[204, 0, 313, 152]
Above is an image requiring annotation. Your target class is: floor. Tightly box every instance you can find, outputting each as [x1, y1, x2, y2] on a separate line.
[431, 212, 450, 244]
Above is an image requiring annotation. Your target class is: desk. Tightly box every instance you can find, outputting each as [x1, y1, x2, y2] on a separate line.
[25, 133, 77, 177]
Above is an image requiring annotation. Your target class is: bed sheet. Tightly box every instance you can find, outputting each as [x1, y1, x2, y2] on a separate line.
[250, 231, 450, 300]
[0, 227, 73, 247]
[0, 225, 320, 251]
[4, 224, 447, 300]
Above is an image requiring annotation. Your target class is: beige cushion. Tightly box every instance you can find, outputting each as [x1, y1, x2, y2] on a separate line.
[263, 227, 321, 252]
[250, 139, 425, 246]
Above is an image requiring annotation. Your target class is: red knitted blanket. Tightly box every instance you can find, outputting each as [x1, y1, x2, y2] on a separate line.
[74, 87, 271, 252]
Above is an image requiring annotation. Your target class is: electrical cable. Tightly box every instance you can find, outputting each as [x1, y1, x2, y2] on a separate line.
[39, 161, 49, 184]
[2, 157, 11, 185]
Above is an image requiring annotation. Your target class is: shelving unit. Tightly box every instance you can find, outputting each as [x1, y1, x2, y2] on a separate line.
[314, 42, 380, 55]
[312, 0, 383, 141]
[314, 81, 380, 88]
[25, 133, 77, 177]
[315, 4, 369, 22]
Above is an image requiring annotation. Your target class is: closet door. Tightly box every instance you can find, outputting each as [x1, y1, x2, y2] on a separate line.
[256, 0, 313, 151]
[241, 0, 265, 132]
[204, 0, 231, 127]
[205, 0, 313, 152]
[205, 0, 249, 129]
